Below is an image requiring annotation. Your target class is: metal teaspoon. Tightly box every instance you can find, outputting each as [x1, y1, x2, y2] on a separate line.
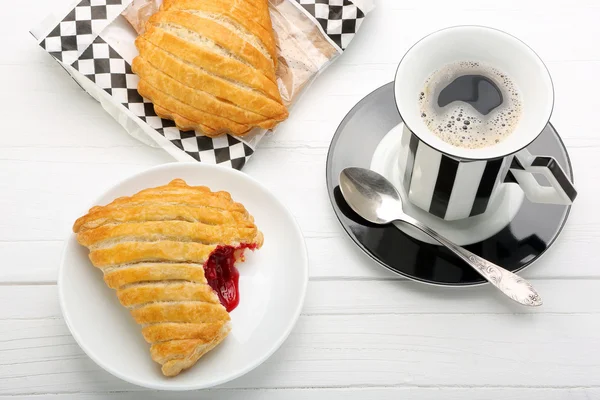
[339, 167, 542, 307]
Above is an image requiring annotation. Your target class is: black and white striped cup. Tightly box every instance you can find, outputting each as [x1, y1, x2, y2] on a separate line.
[393, 26, 577, 221]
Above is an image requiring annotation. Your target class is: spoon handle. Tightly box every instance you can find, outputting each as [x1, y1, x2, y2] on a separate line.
[398, 215, 542, 307]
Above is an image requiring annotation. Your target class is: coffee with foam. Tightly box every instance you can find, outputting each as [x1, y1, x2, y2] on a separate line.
[418, 61, 522, 150]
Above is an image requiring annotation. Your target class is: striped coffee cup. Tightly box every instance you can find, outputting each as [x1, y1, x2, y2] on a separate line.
[393, 26, 576, 221]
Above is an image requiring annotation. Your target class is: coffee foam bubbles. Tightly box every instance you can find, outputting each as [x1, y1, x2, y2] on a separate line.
[418, 61, 522, 149]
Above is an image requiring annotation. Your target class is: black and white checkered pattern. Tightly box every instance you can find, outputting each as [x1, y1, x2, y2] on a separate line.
[294, 0, 365, 49]
[37, 0, 255, 169]
[69, 37, 254, 168]
[39, 0, 125, 65]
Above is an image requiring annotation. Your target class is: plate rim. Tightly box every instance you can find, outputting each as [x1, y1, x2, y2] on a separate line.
[58, 162, 309, 390]
[325, 82, 573, 287]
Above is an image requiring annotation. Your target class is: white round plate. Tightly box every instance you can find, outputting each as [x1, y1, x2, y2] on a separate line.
[58, 163, 309, 390]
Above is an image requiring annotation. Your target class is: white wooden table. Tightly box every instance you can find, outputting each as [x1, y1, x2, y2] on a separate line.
[2, 0, 599, 398]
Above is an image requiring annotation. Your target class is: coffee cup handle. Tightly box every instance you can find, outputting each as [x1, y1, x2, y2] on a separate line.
[506, 149, 577, 205]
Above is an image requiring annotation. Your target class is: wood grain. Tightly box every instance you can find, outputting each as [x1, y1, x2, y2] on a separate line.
[1, 389, 599, 400]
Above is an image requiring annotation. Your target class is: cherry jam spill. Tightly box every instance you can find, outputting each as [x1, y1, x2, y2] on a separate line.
[203, 244, 256, 312]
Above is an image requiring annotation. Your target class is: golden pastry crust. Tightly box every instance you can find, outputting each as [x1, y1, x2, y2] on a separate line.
[142, 322, 227, 343]
[103, 263, 207, 289]
[151, 333, 230, 376]
[162, 0, 278, 63]
[118, 282, 218, 307]
[134, 41, 284, 123]
[77, 220, 259, 248]
[73, 182, 251, 233]
[73, 179, 263, 376]
[133, 0, 288, 137]
[139, 25, 280, 100]
[88, 240, 218, 268]
[131, 301, 229, 325]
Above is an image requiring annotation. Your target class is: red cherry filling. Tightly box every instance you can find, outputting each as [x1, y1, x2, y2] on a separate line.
[203, 244, 257, 312]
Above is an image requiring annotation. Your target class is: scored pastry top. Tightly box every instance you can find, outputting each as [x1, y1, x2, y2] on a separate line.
[74, 179, 263, 252]
[132, 0, 289, 137]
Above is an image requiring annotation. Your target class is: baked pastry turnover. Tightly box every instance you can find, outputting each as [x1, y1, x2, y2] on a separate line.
[132, 0, 289, 137]
[73, 179, 263, 376]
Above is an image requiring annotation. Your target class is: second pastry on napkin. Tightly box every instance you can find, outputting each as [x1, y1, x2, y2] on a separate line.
[132, 0, 289, 137]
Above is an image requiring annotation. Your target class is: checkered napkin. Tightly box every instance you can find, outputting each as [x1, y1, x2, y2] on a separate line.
[295, 0, 366, 50]
[31, 0, 372, 169]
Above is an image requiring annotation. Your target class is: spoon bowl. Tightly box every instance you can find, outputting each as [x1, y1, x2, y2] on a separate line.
[339, 167, 404, 224]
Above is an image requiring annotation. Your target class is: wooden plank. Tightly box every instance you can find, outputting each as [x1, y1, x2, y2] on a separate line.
[0, 242, 63, 283]
[389, 0, 600, 9]
[303, 279, 600, 315]
[1, 388, 598, 400]
[0, 286, 59, 320]
[340, 3, 600, 69]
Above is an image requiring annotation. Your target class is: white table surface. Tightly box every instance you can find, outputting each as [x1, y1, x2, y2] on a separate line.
[2, 0, 599, 398]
